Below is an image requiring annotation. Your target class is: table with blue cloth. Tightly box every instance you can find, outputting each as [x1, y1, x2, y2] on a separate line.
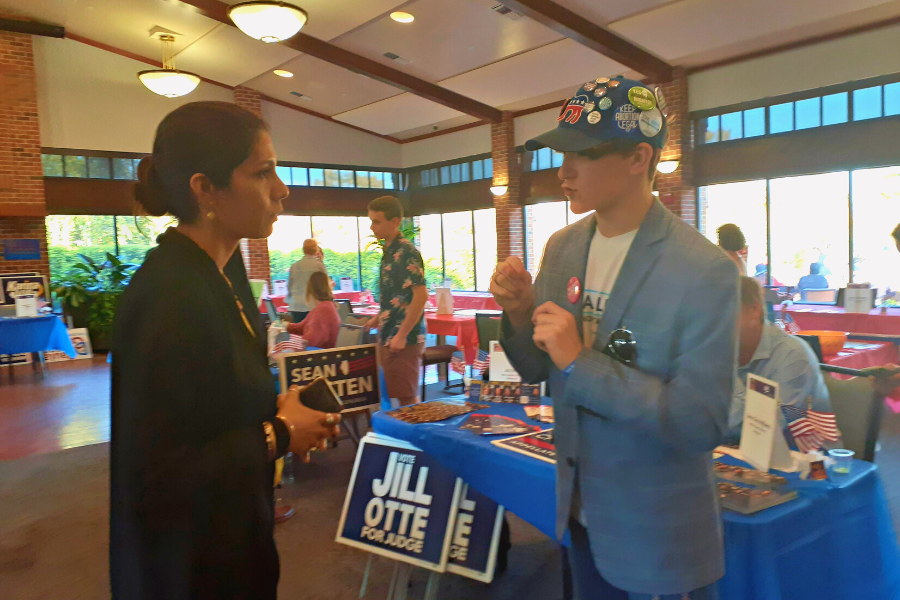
[0, 315, 75, 376]
[371, 401, 900, 599]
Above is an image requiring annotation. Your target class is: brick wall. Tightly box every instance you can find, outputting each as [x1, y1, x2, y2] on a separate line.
[0, 30, 49, 277]
[491, 111, 524, 262]
[654, 68, 696, 227]
[233, 87, 271, 286]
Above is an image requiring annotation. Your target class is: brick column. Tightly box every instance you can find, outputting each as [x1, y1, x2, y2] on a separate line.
[233, 86, 271, 287]
[491, 111, 524, 262]
[653, 68, 696, 227]
[0, 29, 49, 277]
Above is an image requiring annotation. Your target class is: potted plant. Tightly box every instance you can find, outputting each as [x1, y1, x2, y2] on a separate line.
[53, 253, 136, 351]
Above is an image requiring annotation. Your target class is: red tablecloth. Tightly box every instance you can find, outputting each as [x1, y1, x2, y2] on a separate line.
[824, 340, 900, 412]
[354, 308, 480, 364]
[334, 290, 369, 303]
[428, 292, 500, 311]
[260, 291, 373, 313]
[782, 305, 900, 335]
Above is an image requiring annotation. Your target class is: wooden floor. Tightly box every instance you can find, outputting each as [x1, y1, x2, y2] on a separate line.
[0, 356, 457, 461]
[0, 357, 112, 461]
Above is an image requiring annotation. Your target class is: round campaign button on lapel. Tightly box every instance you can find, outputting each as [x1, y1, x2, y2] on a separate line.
[567, 277, 582, 304]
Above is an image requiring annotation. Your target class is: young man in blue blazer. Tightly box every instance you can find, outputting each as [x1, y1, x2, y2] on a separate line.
[491, 77, 739, 600]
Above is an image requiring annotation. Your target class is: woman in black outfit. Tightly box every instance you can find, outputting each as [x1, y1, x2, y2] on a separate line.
[110, 101, 340, 599]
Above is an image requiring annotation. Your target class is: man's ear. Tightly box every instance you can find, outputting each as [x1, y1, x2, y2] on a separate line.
[630, 143, 655, 177]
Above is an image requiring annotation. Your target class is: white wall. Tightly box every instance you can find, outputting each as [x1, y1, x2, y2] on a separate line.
[400, 125, 491, 168]
[689, 24, 900, 112]
[514, 108, 559, 147]
[34, 37, 234, 153]
[262, 101, 400, 167]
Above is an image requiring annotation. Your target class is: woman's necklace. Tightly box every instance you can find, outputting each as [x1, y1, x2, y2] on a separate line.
[220, 270, 257, 339]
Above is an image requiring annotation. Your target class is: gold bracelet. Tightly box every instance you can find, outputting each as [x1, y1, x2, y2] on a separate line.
[262, 421, 277, 462]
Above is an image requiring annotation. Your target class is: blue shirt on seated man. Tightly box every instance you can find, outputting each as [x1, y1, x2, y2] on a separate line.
[727, 277, 830, 443]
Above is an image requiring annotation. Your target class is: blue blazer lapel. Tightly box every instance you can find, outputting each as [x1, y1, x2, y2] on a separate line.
[595, 200, 670, 349]
[558, 215, 595, 344]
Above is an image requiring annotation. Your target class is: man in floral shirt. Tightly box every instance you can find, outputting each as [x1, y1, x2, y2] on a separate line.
[367, 196, 428, 406]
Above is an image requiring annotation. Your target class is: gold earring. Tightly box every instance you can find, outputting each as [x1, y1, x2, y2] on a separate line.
[207, 211, 215, 220]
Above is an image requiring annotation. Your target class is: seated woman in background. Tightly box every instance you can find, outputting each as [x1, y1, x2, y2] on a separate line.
[287, 271, 340, 348]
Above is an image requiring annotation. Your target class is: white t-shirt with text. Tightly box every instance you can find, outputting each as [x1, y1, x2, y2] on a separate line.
[581, 227, 638, 349]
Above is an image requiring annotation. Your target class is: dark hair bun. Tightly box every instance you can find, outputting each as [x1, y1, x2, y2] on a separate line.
[134, 156, 170, 217]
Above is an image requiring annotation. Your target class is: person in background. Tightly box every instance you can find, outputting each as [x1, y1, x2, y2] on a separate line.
[286, 238, 328, 322]
[111, 101, 339, 599]
[492, 76, 737, 600]
[796, 263, 829, 293]
[287, 271, 340, 349]
[717, 223, 747, 275]
[727, 277, 831, 441]
[366, 195, 427, 407]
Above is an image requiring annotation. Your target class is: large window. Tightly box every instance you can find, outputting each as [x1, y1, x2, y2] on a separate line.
[268, 216, 313, 281]
[46, 215, 174, 285]
[115, 216, 176, 266]
[416, 214, 444, 288]
[526, 201, 568, 275]
[312, 217, 361, 290]
[473, 208, 497, 292]
[769, 172, 850, 290]
[700, 180, 768, 279]
[441, 211, 474, 290]
[851, 167, 900, 293]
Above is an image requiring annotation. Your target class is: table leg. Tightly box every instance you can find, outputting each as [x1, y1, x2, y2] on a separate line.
[436, 335, 447, 382]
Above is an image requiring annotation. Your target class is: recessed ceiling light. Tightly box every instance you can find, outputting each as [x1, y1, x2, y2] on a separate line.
[273, 69, 293, 78]
[390, 11, 414, 23]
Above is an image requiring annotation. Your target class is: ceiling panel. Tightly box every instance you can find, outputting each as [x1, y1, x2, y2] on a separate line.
[333, 39, 625, 135]
[0, 0, 218, 58]
[440, 39, 624, 107]
[609, 0, 896, 62]
[551, 0, 680, 26]
[243, 53, 403, 115]
[334, 93, 465, 135]
[331, 0, 565, 82]
[174, 24, 300, 87]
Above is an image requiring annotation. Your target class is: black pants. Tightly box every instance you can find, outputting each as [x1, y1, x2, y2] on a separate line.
[290, 311, 309, 323]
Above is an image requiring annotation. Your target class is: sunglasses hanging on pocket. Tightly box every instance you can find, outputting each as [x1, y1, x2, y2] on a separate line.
[603, 326, 637, 365]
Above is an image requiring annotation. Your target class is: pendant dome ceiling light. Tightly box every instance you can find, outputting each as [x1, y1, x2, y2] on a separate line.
[228, 1, 309, 43]
[137, 35, 200, 98]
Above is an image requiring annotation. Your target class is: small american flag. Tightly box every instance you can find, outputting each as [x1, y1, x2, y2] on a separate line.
[272, 335, 307, 354]
[781, 313, 801, 334]
[781, 399, 840, 453]
[472, 349, 490, 374]
[450, 351, 466, 375]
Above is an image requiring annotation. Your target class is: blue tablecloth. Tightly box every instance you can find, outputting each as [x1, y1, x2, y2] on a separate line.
[0, 315, 75, 357]
[372, 401, 900, 600]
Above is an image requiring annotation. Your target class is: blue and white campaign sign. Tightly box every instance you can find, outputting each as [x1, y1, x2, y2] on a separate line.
[0, 275, 49, 306]
[279, 345, 380, 411]
[446, 483, 505, 583]
[336, 434, 462, 571]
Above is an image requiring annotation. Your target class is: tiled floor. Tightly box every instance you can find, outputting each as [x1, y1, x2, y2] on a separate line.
[0, 357, 460, 461]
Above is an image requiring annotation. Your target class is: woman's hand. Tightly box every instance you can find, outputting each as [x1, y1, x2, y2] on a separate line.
[276, 384, 341, 460]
